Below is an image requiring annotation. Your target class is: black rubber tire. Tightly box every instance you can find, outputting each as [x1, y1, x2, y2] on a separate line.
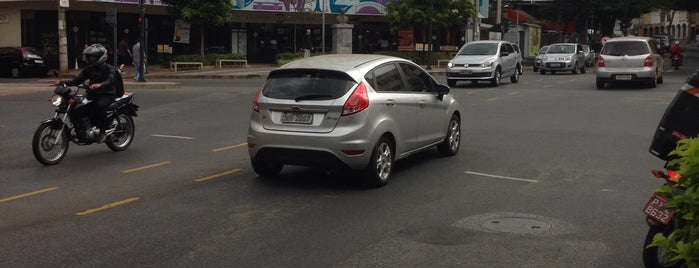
[596, 80, 605, 89]
[32, 122, 69, 165]
[540, 70, 546, 75]
[447, 79, 456, 87]
[10, 66, 21, 78]
[510, 67, 520, 83]
[437, 114, 460, 156]
[252, 159, 283, 177]
[642, 226, 684, 268]
[363, 137, 393, 187]
[490, 68, 501, 86]
[106, 114, 135, 151]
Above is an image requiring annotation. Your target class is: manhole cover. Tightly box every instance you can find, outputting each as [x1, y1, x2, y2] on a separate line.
[480, 217, 551, 234]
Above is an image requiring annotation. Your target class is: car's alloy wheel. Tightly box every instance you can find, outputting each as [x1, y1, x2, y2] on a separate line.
[510, 68, 520, 83]
[363, 137, 393, 187]
[437, 115, 460, 156]
[10, 66, 21, 78]
[491, 68, 501, 86]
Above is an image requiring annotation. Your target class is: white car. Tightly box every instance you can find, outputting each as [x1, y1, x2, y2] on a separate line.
[596, 37, 664, 88]
[446, 40, 521, 87]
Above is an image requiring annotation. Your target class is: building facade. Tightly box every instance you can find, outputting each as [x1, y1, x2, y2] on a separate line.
[639, 10, 698, 44]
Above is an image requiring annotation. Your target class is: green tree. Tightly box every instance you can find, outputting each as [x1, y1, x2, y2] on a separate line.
[160, 0, 233, 56]
[385, 0, 475, 40]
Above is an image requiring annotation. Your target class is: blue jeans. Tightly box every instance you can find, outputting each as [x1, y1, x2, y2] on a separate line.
[134, 65, 142, 80]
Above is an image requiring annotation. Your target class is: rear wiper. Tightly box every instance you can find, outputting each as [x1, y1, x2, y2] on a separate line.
[295, 94, 333, 101]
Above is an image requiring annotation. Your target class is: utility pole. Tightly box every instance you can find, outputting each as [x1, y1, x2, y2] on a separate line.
[496, 0, 502, 40]
[58, 0, 69, 74]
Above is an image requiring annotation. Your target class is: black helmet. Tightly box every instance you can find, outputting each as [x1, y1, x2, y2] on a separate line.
[82, 44, 107, 66]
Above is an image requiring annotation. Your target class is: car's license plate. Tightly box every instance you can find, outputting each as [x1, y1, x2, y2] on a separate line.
[460, 69, 472, 74]
[642, 193, 675, 225]
[615, 74, 632, 80]
[281, 112, 312, 124]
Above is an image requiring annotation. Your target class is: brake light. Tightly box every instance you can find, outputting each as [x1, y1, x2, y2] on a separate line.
[342, 82, 369, 116]
[252, 88, 261, 112]
[20, 47, 25, 59]
[597, 55, 605, 67]
[644, 55, 653, 67]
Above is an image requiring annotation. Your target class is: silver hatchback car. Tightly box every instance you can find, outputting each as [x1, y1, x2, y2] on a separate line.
[446, 40, 521, 87]
[539, 43, 586, 74]
[248, 54, 461, 187]
[596, 37, 664, 89]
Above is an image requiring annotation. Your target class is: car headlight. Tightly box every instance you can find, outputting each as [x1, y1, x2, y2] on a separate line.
[50, 95, 63, 107]
[480, 60, 495, 68]
[543, 56, 548, 61]
[564, 56, 572, 61]
[447, 62, 454, 68]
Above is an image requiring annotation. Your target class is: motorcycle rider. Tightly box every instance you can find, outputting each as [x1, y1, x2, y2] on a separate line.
[670, 40, 684, 65]
[54, 43, 117, 143]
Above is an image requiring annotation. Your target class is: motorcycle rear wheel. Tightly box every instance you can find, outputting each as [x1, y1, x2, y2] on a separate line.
[32, 122, 69, 165]
[107, 114, 135, 151]
[643, 226, 684, 268]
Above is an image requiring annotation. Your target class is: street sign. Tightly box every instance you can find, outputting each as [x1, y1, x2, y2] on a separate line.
[601, 36, 610, 45]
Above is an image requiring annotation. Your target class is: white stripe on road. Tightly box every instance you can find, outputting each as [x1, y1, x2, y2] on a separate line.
[151, 134, 194, 140]
[464, 171, 540, 183]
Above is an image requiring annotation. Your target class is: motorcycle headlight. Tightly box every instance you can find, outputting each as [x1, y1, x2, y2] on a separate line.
[50, 95, 63, 107]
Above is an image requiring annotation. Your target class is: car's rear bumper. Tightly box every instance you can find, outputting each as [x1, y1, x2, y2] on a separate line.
[596, 67, 656, 79]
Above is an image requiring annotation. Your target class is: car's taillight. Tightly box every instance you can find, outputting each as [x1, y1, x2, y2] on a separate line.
[342, 82, 369, 116]
[644, 55, 653, 67]
[597, 55, 605, 67]
[252, 88, 261, 112]
[20, 47, 25, 59]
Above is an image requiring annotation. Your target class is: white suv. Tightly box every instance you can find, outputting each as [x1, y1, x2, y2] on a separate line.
[446, 40, 521, 87]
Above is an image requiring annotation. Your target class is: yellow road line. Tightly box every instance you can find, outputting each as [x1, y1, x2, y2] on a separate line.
[75, 197, 140, 216]
[195, 168, 242, 182]
[211, 143, 247, 152]
[121, 161, 171, 173]
[0, 187, 60, 203]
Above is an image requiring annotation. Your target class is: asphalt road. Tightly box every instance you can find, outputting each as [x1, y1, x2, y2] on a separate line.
[1, 52, 697, 267]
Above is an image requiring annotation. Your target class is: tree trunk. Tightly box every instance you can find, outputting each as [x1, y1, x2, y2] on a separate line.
[200, 23, 205, 57]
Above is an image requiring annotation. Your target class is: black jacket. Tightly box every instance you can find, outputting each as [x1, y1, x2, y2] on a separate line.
[62, 63, 116, 98]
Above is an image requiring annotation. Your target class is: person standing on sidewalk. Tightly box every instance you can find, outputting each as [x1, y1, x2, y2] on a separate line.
[132, 41, 145, 81]
[301, 28, 313, 58]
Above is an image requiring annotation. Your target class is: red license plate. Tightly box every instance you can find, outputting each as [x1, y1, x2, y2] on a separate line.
[642, 193, 675, 225]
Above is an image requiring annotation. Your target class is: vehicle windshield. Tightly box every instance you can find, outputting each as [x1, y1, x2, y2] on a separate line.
[263, 69, 356, 100]
[457, 43, 498, 56]
[547, 44, 575, 54]
[601, 41, 649, 56]
[538, 46, 548, 54]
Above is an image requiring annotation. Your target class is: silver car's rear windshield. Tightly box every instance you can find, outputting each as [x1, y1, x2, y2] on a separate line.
[264, 69, 357, 100]
[457, 43, 498, 55]
[547, 45, 575, 54]
[601, 41, 649, 56]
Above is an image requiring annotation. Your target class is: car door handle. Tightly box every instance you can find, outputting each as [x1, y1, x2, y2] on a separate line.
[419, 100, 427, 108]
[385, 100, 396, 107]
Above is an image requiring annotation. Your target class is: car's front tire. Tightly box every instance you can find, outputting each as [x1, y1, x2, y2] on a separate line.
[490, 67, 501, 86]
[447, 79, 456, 87]
[363, 137, 393, 187]
[437, 114, 460, 156]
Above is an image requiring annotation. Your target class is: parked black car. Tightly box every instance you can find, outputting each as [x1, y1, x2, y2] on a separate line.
[0, 47, 48, 78]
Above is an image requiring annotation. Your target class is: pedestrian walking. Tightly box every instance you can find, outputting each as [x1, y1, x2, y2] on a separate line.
[301, 28, 313, 58]
[132, 41, 145, 81]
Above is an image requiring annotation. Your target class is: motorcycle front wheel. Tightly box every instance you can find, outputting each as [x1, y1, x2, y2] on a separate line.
[643, 226, 684, 268]
[106, 114, 135, 151]
[32, 122, 69, 165]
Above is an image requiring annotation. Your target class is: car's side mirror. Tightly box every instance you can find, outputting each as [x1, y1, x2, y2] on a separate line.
[435, 83, 450, 100]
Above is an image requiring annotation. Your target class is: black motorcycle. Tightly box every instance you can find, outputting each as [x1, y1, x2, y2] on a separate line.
[32, 84, 138, 165]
